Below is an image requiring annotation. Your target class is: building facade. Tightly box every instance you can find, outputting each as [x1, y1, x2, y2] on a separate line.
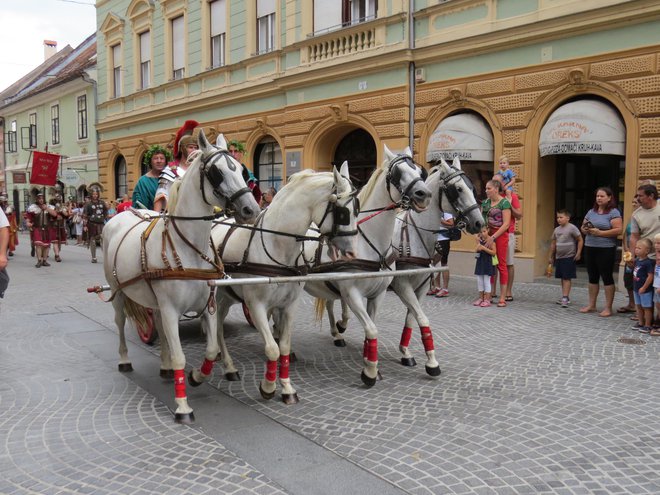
[0, 35, 98, 216]
[95, 0, 660, 280]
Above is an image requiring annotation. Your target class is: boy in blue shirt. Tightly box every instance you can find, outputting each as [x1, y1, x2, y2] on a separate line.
[633, 238, 655, 333]
[498, 155, 516, 191]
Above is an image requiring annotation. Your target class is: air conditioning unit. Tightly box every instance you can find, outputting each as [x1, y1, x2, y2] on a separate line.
[414, 67, 426, 83]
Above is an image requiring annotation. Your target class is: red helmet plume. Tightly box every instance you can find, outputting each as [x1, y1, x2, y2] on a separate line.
[173, 120, 200, 158]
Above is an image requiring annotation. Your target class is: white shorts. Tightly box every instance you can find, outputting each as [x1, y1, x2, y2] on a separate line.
[506, 232, 515, 265]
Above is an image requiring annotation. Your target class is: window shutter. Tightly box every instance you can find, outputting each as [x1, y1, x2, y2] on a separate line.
[211, 0, 226, 36]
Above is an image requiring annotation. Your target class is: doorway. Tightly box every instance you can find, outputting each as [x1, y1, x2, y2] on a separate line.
[333, 129, 376, 188]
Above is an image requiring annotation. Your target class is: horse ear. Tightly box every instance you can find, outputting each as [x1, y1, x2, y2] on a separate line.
[339, 160, 350, 179]
[452, 156, 462, 170]
[383, 144, 396, 162]
[403, 146, 412, 157]
[198, 128, 211, 150]
[215, 133, 228, 149]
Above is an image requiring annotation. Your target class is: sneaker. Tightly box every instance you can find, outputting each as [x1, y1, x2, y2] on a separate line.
[435, 289, 449, 298]
[561, 297, 570, 308]
[638, 326, 652, 334]
[91, 258, 98, 264]
[632, 323, 645, 331]
[41, 260, 51, 267]
[480, 300, 492, 307]
[427, 288, 439, 296]
[472, 299, 483, 306]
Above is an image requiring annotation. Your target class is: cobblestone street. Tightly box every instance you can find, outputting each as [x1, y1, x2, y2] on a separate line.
[1, 234, 660, 494]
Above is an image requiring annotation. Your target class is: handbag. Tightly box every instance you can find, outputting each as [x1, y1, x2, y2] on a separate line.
[447, 227, 462, 242]
[492, 254, 499, 266]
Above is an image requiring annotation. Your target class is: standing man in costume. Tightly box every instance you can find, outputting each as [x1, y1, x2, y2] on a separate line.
[83, 187, 108, 263]
[48, 194, 70, 262]
[153, 120, 201, 212]
[0, 206, 9, 303]
[26, 192, 54, 267]
[0, 195, 18, 257]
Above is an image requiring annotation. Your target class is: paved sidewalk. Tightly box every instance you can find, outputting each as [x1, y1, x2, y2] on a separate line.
[2, 233, 660, 494]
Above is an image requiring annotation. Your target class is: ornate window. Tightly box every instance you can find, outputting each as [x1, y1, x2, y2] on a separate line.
[312, 0, 377, 35]
[77, 95, 88, 140]
[256, 0, 275, 54]
[255, 137, 282, 190]
[112, 44, 122, 97]
[114, 155, 128, 199]
[210, 0, 227, 67]
[100, 13, 125, 99]
[139, 31, 151, 89]
[172, 16, 185, 79]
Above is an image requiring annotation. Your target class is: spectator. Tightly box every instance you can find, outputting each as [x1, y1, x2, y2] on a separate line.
[427, 211, 454, 298]
[472, 225, 496, 307]
[497, 155, 516, 191]
[618, 196, 640, 314]
[481, 179, 511, 307]
[260, 187, 277, 209]
[631, 238, 654, 333]
[492, 172, 523, 302]
[0, 207, 9, 301]
[629, 184, 660, 259]
[116, 194, 132, 213]
[652, 233, 660, 336]
[579, 187, 622, 317]
[549, 209, 583, 307]
[228, 140, 262, 205]
[0, 195, 18, 257]
[133, 145, 172, 210]
[71, 202, 84, 245]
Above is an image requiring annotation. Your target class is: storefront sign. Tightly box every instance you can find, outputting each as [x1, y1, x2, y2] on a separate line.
[12, 172, 27, 184]
[61, 169, 81, 186]
[425, 113, 494, 163]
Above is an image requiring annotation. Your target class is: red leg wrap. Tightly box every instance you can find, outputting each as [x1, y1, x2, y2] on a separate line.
[200, 358, 214, 376]
[363, 339, 368, 358]
[400, 326, 413, 347]
[265, 360, 277, 382]
[279, 355, 290, 380]
[420, 326, 435, 352]
[365, 338, 378, 362]
[174, 369, 186, 399]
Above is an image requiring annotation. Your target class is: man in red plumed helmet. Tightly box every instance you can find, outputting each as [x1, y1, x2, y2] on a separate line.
[154, 120, 201, 212]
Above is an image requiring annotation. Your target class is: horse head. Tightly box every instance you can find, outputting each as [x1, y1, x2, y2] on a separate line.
[193, 131, 260, 224]
[383, 144, 431, 212]
[431, 157, 483, 234]
[316, 161, 358, 261]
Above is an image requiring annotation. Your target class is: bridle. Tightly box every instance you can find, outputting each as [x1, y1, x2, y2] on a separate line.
[436, 165, 480, 229]
[198, 149, 252, 208]
[316, 184, 360, 240]
[385, 154, 426, 209]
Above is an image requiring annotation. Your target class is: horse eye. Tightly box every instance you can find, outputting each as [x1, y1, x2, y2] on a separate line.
[457, 187, 463, 193]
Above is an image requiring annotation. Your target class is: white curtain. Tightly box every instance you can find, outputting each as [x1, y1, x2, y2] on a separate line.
[172, 16, 185, 70]
[314, 1, 341, 32]
[211, 0, 226, 36]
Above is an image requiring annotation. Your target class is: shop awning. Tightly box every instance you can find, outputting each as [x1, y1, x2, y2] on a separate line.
[539, 100, 625, 157]
[426, 113, 493, 163]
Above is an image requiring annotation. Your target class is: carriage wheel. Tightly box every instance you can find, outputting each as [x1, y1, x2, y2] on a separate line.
[242, 303, 255, 327]
[136, 308, 157, 345]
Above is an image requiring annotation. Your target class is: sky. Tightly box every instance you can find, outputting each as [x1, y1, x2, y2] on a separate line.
[0, 0, 97, 93]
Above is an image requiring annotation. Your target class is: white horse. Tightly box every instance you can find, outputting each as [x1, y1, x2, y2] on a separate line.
[102, 131, 260, 423]
[210, 163, 358, 403]
[305, 145, 432, 386]
[389, 157, 483, 371]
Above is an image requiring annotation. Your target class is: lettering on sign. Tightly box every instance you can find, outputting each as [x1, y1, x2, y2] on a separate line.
[540, 142, 604, 155]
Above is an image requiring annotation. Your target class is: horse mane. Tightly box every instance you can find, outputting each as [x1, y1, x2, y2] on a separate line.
[166, 180, 182, 212]
[358, 163, 386, 204]
[274, 170, 331, 202]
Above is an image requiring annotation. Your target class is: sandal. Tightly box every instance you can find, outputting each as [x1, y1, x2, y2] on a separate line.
[650, 329, 660, 337]
[617, 306, 636, 313]
[497, 301, 507, 307]
[505, 296, 514, 302]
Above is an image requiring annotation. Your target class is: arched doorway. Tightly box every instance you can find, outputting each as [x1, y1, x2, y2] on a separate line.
[254, 137, 283, 190]
[333, 129, 377, 188]
[539, 97, 626, 229]
[426, 112, 494, 202]
[114, 155, 128, 200]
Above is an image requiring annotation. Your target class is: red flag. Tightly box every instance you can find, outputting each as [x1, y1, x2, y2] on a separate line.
[30, 151, 61, 186]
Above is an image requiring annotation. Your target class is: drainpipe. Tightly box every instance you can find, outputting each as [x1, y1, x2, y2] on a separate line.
[81, 70, 98, 196]
[408, 0, 416, 153]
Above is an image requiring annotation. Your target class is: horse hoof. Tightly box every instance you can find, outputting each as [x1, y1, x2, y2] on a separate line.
[334, 339, 346, 347]
[400, 357, 417, 367]
[282, 393, 299, 405]
[188, 370, 203, 387]
[260, 385, 276, 400]
[336, 322, 347, 334]
[225, 371, 241, 381]
[118, 363, 133, 372]
[160, 369, 174, 380]
[290, 352, 298, 363]
[361, 371, 377, 388]
[426, 365, 442, 377]
[174, 412, 195, 424]
[377, 371, 383, 381]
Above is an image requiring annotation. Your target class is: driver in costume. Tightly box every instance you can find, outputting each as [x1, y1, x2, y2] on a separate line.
[48, 194, 70, 262]
[153, 120, 201, 213]
[83, 187, 108, 263]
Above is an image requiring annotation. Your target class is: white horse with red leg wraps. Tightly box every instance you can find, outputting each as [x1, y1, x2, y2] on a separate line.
[210, 164, 358, 404]
[390, 158, 483, 369]
[102, 131, 259, 423]
[305, 145, 432, 386]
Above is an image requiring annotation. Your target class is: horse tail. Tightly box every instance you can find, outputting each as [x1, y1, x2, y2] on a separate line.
[314, 298, 326, 321]
[124, 297, 151, 330]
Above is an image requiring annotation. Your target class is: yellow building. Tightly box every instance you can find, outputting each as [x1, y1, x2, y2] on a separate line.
[96, 0, 660, 280]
